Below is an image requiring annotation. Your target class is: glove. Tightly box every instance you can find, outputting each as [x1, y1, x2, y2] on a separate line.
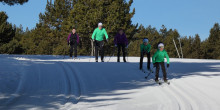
[153, 63, 156, 67]
[106, 39, 109, 42]
[115, 44, 117, 47]
[167, 64, 170, 68]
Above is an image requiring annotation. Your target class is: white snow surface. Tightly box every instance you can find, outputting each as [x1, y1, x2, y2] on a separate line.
[0, 55, 220, 110]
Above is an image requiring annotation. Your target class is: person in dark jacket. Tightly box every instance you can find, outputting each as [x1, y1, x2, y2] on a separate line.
[67, 28, 79, 59]
[114, 29, 128, 62]
[140, 38, 151, 70]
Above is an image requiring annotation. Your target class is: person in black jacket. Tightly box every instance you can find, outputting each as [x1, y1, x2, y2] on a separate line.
[67, 28, 79, 59]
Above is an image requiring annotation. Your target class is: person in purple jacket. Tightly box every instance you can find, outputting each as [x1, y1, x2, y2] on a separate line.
[114, 29, 128, 62]
[67, 28, 79, 59]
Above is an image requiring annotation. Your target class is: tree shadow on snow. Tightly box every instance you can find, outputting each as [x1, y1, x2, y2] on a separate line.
[166, 61, 220, 79]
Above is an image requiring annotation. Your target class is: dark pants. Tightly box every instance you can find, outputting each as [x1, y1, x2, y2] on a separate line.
[117, 43, 126, 62]
[155, 62, 167, 81]
[140, 52, 151, 70]
[95, 41, 104, 61]
[70, 43, 77, 57]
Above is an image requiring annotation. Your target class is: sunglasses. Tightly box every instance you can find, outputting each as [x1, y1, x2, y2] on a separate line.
[159, 46, 164, 49]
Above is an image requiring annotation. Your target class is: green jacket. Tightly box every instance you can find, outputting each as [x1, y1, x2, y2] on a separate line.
[152, 50, 170, 64]
[92, 28, 109, 41]
[140, 44, 151, 53]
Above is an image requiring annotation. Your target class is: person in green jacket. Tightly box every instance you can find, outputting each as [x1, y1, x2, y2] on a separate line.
[92, 22, 109, 62]
[152, 42, 170, 82]
[140, 38, 151, 70]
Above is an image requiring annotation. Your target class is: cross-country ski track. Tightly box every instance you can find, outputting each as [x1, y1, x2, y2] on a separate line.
[0, 55, 220, 110]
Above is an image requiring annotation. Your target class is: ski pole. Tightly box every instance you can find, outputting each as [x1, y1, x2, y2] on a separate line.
[63, 48, 67, 59]
[126, 48, 128, 62]
[145, 67, 155, 79]
[166, 67, 172, 80]
[89, 47, 93, 62]
[125, 45, 129, 62]
[89, 40, 95, 62]
[63, 48, 65, 59]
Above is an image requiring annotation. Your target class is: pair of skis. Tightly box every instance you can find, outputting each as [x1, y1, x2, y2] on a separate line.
[69, 57, 80, 60]
[155, 80, 170, 85]
[142, 68, 170, 85]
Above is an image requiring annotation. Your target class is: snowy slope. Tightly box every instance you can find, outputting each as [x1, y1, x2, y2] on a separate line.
[0, 55, 220, 110]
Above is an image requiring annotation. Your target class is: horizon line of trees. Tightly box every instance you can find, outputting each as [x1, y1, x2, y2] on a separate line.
[0, 0, 220, 59]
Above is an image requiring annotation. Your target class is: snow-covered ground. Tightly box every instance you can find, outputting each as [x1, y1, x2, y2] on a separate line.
[0, 55, 220, 110]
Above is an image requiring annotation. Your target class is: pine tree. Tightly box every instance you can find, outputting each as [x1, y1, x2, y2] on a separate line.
[191, 34, 201, 58]
[206, 23, 220, 59]
[162, 28, 181, 58]
[0, 0, 28, 5]
[0, 11, 15, 46]
[31, 0, 73, 55]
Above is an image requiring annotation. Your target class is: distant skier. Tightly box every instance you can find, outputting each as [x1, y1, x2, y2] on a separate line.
[152, 42, 170, 83]
[140, 38, 151, 71]
[92, 23, 109, 62]
[114, 29, 128, 62]
[67, 28, 79, 59]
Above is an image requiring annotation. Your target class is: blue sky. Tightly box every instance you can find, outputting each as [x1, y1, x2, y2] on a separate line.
[1, 0, 220, 41]
[0, 0, 46, 29]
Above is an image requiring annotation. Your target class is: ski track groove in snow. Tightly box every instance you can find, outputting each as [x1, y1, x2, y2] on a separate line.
[58, 62, 82, 105]
[58, 62, 76, 103]
[174, 78, 219, 110]
[172, 81, 208, 110]
[164, 84, 193, 110]
[60, 62, 88, 110]
[2, 60, 28, 108]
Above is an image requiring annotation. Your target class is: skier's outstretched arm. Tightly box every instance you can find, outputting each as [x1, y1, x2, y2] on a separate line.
[165, 52, 170, 64]
[152, 52, 158, 64]
[77, 34, 79, 44]
[125, 34, 128, 46]
[140, 45, 143, 54]
[148, 45, 151, 53]
[104, 29, 109, 40]
[114, 36, 117, 45]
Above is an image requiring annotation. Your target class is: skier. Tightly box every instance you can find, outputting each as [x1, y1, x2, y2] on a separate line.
[67, 28, 79, 59]
[140, 38, 151, 71]
[114, 29, 128, 62]
[152, 42, 170, 83]
[92, 23, 109, 62]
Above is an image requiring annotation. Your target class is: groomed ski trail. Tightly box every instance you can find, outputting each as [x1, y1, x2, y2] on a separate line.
[0, 55, 220, 110]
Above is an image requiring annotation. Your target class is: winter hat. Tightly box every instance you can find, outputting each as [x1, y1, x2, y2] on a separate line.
[158, 43, 165, 48]
[143, 38, 149, 43]
[98, 22, 103, 27]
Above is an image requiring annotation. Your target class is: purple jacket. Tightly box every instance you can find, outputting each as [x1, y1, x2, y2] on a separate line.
[67, 33, 79, 44]
[114, 33, 128, 45]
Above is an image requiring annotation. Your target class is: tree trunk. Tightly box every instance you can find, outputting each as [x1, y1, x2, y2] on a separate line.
[91, 39, 94, 56]
[173, 38, 180, 58]
[179, 38, 183, 58]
